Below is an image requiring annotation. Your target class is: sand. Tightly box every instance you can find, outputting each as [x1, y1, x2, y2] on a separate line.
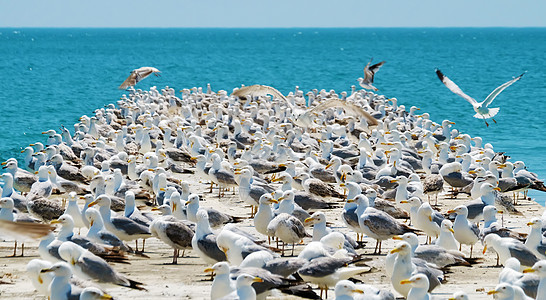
[0, 169, 543, 299]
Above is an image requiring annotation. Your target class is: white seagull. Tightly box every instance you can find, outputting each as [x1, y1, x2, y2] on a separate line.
[435, 69, 525, 127]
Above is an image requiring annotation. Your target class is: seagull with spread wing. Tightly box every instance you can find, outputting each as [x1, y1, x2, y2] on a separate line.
[231, 84, 378, 129]
[357, 58, 385, 91]
[435, 69, 525, 127]
[119, 67, 161, 90]
[231, 84, 291, 106]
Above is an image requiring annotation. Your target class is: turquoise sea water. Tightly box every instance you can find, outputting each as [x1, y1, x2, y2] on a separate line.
[1, 28, 546, 203]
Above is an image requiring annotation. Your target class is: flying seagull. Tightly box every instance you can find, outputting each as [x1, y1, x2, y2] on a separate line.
[435, 69, 525, 127]
[295, 98, 379, 127]
[231, 85, 290, 104]
[119, 67, 161, 90]
[357, 58, 385, 91]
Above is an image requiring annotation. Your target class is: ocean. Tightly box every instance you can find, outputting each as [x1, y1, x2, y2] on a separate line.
[1, 28, 545, 204]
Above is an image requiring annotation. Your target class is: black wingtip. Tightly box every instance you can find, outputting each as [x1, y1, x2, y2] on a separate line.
[435, 69, 444, 80]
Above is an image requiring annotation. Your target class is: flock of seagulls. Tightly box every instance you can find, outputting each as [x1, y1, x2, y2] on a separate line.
[0, 63, 543, 300]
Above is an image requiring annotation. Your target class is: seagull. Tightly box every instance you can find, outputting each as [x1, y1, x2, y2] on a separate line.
[118, 67, 161, 89]
[204, 262, 235, 299]
[39, 261, 81, 300]
[58, 241, 145, 290]
[435, 69, 525, 127]
[149, 205, 194, 264]
[334, 280, 364, 300]
[400, 273, 431, 300]
[358, 58, 385, 91]
[231, 84, 289, 105]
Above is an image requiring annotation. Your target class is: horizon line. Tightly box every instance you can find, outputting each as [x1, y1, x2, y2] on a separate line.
[1, 26, 546, 29]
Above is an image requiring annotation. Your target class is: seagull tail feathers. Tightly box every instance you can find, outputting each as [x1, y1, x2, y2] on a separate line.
[127, 279, 147, 290]
[473, 107, 499, 119]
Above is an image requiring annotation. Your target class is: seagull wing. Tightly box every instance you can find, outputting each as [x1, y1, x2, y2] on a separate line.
[0, 219, 55, 239]
[435, 69, 477, 105]
[308, 98, 378, 126]
[119, 67, 160, 90]
[118, 72, 138, 90]
[134, 67, 158, 82]
[365, 60, 385, 83]
[231, 85, 288, 102]
[482, 72, 525, 107]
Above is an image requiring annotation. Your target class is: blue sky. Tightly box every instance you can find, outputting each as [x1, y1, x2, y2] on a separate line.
[1, 0, 544, 28]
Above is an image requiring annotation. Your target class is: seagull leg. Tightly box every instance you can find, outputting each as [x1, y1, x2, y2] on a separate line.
[378, 240, 382, 254]
[496, 253, 500, 267]
[291, 243, 295, 257]
[9, 241, 17, 257]
[470, 244, 473, 258]
[20, 243, 25, 257]
[373, 240, 379, 254]
[492, 118, 497, 124]
[172, 249, 178, 264]
[142, 239, 146, 252]
[209, 182, 213, 193]
[135, 240, 139, 253]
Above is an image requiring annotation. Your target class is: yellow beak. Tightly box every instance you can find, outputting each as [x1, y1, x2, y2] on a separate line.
[449, 228, 455, 233]
[487, 290, 498, 295]
[352, 289, 364, 294]
[390, 247, 401, 254]
[400, 279, 413, 285]
[392, 235, 403, 240]
[204, 267, 215, 273]
[50, 219, 61, 224]
[88, 201, 98, 207]
[253, 277, 263, 283]
[523, 268, 535, 273]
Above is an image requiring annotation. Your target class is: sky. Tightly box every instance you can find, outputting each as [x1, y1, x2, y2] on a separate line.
[0, 0, 545, 28]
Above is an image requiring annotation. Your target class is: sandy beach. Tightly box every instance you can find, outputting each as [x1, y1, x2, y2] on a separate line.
[1, 166, 542, 299]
